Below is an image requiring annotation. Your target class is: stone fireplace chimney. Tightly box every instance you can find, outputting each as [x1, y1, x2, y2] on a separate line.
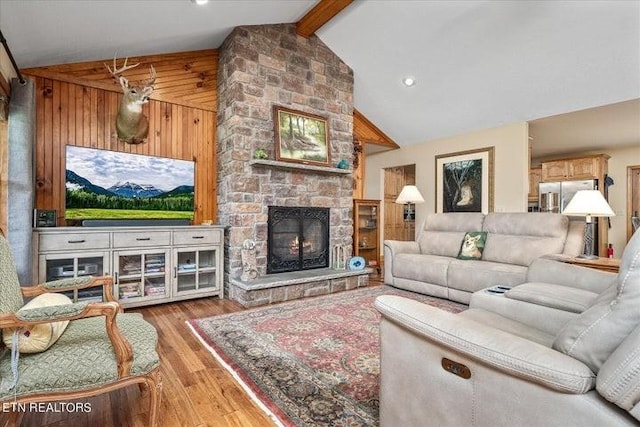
[216, 24, 355, 298]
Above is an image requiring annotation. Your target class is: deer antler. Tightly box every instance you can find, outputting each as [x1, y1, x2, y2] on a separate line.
[143, 65, 157, 88]
[105, 56, 141, 78]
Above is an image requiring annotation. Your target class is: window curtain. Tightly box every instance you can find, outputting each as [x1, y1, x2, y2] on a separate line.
[7, 78, 35, 284]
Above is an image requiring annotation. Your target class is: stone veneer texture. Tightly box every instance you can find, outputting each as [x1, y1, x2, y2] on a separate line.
[216, 23, 355, 290]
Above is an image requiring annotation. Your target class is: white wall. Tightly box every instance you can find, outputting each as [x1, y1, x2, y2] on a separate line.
[364, 122, 530, 232]
[605, 145, 640, 255]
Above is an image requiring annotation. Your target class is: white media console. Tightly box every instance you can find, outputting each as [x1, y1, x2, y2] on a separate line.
[33, 225, 225, 308]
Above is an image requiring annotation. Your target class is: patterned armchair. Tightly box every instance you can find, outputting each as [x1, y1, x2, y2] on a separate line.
[0, 234, 161, 426]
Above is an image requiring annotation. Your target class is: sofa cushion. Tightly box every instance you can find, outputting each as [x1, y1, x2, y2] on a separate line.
[418, 213, 485, 257]
[393, 253, 451, 286]
[460, 308, 555, 347]
[447, 259, 527, 293]
[482, 213, 569, 266]
[505, 282, 600, 314]
[457, 231, 487, 260]
[552, 230, 640, 372]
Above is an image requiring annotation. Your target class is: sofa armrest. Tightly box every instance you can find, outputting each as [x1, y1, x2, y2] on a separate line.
[383, 240, 420, 285]
[527, 258, 615, 293]
[375, 295, 596, 393]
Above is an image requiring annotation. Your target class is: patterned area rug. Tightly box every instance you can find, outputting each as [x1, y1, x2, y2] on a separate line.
[187, 285, 466, 427]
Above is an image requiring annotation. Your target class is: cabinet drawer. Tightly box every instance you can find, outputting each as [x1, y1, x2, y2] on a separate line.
[38, 232, 110, 252]
[113, 231, 171, 248]
[173, 229, 222, 246]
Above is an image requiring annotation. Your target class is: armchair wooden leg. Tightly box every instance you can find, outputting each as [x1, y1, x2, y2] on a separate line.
[2, 409, 23, 427]
[146, 369, 163, 427]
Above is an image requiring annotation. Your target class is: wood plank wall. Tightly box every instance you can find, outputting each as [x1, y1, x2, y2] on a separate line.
[23, 50, 218, 225]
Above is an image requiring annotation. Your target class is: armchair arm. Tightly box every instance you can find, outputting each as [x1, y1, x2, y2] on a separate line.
[21, 275, 115, 303]
[383, 240, 420, 285]
[14, 301, 90, 322]
[375, 295, 596, 394]
[0, 301, 133, 378]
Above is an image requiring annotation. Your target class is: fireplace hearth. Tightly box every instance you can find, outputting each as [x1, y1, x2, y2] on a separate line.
[267, 206, 330, 274]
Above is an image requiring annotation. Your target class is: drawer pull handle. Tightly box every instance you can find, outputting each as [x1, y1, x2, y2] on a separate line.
[191, 236, 205, 239]
[68, 239, 86, 244]
[136, 237, 151, 241]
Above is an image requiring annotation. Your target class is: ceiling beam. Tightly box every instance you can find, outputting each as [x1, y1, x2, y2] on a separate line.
[296, 0, 353, 38]
[353, 109, 399, 149]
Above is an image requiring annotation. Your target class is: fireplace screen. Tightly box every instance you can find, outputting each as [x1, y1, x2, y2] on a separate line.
[267, 206, 330, 274]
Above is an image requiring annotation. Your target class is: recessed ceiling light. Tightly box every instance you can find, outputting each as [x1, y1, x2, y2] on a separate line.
[402, 76, 416, 87]
[191, 0, 209, 5]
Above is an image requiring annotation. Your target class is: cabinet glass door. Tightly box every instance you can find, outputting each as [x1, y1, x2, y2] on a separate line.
[40, 252, 108, 302]
[357, 205, 378, 263]
[114, 250, 170, 302]
[174, 248, 218, 295]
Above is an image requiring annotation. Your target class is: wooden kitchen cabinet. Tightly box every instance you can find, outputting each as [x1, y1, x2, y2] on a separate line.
[528, 166, 542, 202]
[541, 154, 609, 182]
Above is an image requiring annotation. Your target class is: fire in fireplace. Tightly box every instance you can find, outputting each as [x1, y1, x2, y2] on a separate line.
[267, 206, 330, 274]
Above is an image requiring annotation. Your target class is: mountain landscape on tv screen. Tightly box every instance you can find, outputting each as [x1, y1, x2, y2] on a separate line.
[64, 146, 196, 221]
[65, 169, 194, 220]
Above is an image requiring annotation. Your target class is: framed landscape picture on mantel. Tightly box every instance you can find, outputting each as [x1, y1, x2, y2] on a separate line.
[435, 146, 495, 214]
[273, 106, 330, 167]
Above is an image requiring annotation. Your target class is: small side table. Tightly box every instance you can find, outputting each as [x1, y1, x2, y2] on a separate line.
[563, 257, 620, 273]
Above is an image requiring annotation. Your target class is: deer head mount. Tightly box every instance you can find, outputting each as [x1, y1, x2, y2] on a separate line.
[105, 57, 156, 144]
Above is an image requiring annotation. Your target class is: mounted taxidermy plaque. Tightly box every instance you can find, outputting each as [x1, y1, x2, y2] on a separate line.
[105, 57, 156, 144]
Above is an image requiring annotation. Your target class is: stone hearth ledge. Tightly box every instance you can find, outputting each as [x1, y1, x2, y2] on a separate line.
[228, 268, 373, 307]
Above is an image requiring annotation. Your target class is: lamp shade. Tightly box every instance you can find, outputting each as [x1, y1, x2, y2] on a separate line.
[395, 185, 425, 204]
[563, 190, 615, 217]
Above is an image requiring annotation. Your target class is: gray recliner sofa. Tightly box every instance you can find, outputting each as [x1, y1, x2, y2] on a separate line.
[375, 229, 640, 426]
[384, 212, 584, 303]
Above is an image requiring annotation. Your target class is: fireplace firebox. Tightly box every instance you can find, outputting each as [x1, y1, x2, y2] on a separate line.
[267, 206, 330, 274]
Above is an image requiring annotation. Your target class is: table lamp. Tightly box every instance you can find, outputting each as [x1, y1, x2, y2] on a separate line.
[395, 185, 425, 221]
[562, 190, 615, 259]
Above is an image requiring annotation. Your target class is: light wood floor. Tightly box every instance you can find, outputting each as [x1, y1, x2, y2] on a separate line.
[16, 297, 275, 427]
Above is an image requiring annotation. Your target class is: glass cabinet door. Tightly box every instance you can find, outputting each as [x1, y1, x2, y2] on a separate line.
[174, 248, 219, 295]
[353, 199, 381, 273]
[40, 252, 108, 302]
[114, 249, 170, 302]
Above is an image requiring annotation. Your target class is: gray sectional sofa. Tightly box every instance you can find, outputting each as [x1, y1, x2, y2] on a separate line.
[384, 212, 584, 304]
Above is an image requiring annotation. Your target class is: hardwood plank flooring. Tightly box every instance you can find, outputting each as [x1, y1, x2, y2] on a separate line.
[14, 297, 275, 427]
[7, 274, 384, 427]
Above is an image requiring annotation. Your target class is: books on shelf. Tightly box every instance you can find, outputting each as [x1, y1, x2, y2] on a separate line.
[119, 282, 141, 299]
[178, 263, 197, 272]
[145, 286, 165, 296]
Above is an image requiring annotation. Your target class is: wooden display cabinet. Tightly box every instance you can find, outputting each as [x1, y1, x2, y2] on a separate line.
[353, 199, 380, 272]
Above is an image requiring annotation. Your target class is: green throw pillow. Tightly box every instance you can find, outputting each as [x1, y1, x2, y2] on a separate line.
[457, 231, 487, 260]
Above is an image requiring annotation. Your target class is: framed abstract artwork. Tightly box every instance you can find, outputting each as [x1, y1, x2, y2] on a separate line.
[273, 106, 330, 167]
[435, 147, 495, 214]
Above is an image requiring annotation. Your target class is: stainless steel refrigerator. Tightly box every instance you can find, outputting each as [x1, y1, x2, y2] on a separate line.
[539, 179, 599, 252]
[539, 179, 598, 213]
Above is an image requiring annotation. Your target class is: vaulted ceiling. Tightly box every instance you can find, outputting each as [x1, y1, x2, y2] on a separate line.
[1, 0, 638, 156]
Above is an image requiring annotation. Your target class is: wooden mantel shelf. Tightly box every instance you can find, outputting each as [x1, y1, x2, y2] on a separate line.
[249, 159, 352, 175]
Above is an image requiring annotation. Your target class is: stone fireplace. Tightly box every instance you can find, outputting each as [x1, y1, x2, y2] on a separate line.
[216, 23, 366, 306]
[267, 206, 330, 274]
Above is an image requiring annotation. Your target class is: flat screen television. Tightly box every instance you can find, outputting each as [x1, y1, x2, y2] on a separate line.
[65, 146, 195, 223]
